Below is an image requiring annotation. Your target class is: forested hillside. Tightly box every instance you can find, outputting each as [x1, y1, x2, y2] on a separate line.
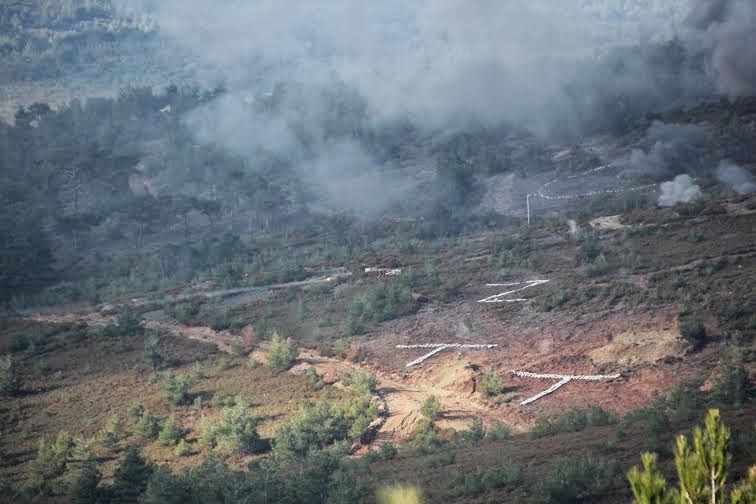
[0, 1, 754, 503]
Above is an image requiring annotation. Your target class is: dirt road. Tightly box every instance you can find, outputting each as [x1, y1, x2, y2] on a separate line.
[27, 311, 492, 445]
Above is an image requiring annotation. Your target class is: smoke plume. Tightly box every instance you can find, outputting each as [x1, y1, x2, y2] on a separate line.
[112, 1, 756, 215]
[658, 174, 703, 206]
[716, 161, 756, 194]
[622, 121, 709, 180]
[687, 0, 756, 97]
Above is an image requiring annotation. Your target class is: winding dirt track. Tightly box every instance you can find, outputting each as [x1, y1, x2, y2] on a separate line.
[26, 311, 489, 444]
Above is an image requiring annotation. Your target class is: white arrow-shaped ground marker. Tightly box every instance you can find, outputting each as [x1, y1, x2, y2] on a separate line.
[512, 370, 620, 405]
[396, 343, 499, 367]
[478, 279, 549, 303]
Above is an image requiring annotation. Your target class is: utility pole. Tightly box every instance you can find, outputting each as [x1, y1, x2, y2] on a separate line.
[526, 193, 533, 226]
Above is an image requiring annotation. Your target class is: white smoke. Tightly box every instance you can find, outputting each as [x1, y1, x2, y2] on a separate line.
[622, 121, 708, 179]
[658, 174, 703, 206]
[716, 161, 756, 194]
[567, 219, 580, 238]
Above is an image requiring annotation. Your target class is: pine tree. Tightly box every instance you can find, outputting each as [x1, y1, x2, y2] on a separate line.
[0, 355, 20, 396]
[112, 447, 152, 503]
[628, 409, 755, 504]
[628, 453, 675, 504]
[67, 440, 101, 504]
[143, 331, 164, 371]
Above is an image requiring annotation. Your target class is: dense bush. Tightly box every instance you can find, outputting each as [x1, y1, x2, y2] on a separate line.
[201, 399, 260, 455]
[273, 397, 378, 460]
[135, 411, 162, 440]
[679, 316, 706, 348]
[622, 402, 671, 453]
[424, 450, 456, 468]
[481, 369, 503, 397]
[158, 415, 184, 447]
[379, 442, 398, 460]
[26, 432, 74, 495]
[0, 355, 20, 396]
[273, 400, 351, 459]
[713, 362, 751, 406]
[350, 282, 417, 324]
[532, 456, 620, 503]
[165, 302, 199, 324]
[585, 253, 610, 277]
[161, 373, 194, 406]
[116, 308, 144, 336]
[450, 462, 523, 496]
[142, 331, 165, 372]
[485, 423, 511, 441]
[540, 291, 570, 312]
[420, 395, 442, 423]
[343, 371, 379, 396]
[99, 415, 124, 450]
[266, 331, 298, 371]
[530, 407, 617, 438]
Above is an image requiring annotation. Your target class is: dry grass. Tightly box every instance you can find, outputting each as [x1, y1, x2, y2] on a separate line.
[0, 321, 333, 484]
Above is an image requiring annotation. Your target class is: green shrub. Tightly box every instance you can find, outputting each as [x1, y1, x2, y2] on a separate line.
[343, 371, 379, 396]
[201, 398, 260, 455]
[304, 367, 323, 389]
[424, 262, 441, 286]
[586, 406, 619, 427]
[161, 373, 194, 406]
[339, 315, 364, 337]
[450, 462, 523, 496]
[530, 408, 616, 438]
[350, 283, 417, 323]
[587, 253, 609, 276]
[142, 331, 165, 371]
[211, 393, 238, 408]
[272, 399, 362, 459]
[713, 364, 751, 406]
[622, 402, 670, 453]
[461, 419, 486, 445]
[533, 456, 620, 503]
[679, 317, 706, 348]
[363, 448, 380, 463]
[216, 356, 234, 371]
[210, 312, 231, 331]
[439, 280, 462, 302]
[577, 234, 601, 263]
[332, 339, 349, 359]
[420, 395, 441, 423]
[166, 303, 198, 324]
[404, 421, 443, 455]
[0, 355, 20, 396]
[99, 415, 124, 450]
[26, 433, 74, 495]
[191, 362, 205, 380]
[135, 411, 162, 440]
[485, 423, 511, 441]
[158, 415, 184, 446]
[127, 403, 145, 424]
[541, 291, 569, 312]
[116, 308, 144, 336]
[481, 369, 503, 397]
[174, 439, 193, 457]
[266, 331, 298, 371]
[665, 379, 704, 421]
[379, 442, 398, 460]
[230, 340, 246, 357]
[424, 450, 456, 467]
